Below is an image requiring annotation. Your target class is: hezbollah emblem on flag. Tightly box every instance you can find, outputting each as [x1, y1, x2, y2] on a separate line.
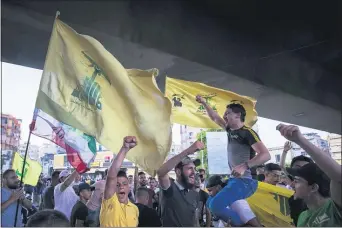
[197, 93, 218, 114]
[171, 94, 185, 108]
[71, 51, 111, 111]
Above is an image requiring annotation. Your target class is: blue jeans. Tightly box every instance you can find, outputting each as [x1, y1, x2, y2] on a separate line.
[208, 178, 258, 226]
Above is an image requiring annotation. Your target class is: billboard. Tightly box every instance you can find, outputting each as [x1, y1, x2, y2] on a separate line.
[206, 132, 230, 175]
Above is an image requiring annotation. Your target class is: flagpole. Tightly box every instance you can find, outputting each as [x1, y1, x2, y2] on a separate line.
[13, 10, 61, 227]
[13, 132, 32, 227]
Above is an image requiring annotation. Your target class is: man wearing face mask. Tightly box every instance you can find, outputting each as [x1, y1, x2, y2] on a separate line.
[1, 169, 33, 227]
[157, 141, 205, 227]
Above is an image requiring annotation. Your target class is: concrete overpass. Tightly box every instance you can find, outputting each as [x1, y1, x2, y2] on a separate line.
[2, 1, 341, 134]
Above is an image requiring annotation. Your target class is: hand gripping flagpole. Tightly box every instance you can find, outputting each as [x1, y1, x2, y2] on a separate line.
[13, 10, 61, 227]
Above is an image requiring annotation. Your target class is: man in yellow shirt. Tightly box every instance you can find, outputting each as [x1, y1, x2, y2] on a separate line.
[100, 136, 139, 227]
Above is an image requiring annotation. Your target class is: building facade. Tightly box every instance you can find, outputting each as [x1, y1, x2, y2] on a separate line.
[1, 114, 22, 151]
[328, 134, 341, 164]
[18, 142, 40, 161]
[180, 125, 202, 159]
[291, 133, 330, 158]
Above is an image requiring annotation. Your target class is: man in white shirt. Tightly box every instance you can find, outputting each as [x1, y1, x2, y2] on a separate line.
[54, 170, 80, 220]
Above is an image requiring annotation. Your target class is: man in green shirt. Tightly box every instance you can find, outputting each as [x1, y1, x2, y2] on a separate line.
[277, 124, 342, 227]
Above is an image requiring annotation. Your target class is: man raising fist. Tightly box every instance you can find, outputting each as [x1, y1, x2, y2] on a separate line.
[157, 141, 205, 227]
[277, 124, 342, 227]
[100, 136, 139, 227]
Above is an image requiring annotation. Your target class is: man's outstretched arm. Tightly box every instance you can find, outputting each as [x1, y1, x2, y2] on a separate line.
[61, 170, 79, 192]
[157, 141, 204, 190]
[196, 95, 226, 129]
[104, 136, 137, 200]
[277, 124, 342, 208]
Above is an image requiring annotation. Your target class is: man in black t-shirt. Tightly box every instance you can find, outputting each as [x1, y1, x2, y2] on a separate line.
[70, 183, 92, 227]
[157, 141, 204, 227]
[196, 96, 270, 226]
[135, 187, 161, 227]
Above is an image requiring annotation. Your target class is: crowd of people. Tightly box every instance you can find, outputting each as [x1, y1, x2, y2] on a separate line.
[1, 95, 341, 227]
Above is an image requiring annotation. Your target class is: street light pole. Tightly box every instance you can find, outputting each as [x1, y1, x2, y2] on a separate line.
[200, 129, 204, 167]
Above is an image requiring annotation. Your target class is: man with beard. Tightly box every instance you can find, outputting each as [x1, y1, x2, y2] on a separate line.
[1, 169, 33, 227]
[136, 172, 155, 208]
[100, 136, 139, 227]
[157, 141, 205, 227]
[196, 96, 270, 226]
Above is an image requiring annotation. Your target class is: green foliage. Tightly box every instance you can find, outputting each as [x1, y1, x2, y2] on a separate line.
[196, 129, 225, 177]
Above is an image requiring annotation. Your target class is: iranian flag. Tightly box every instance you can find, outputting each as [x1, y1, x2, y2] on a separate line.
[30, 109, 97, 173]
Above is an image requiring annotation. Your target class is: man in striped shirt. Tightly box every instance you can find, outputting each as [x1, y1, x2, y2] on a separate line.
[196, 96, 271, 226]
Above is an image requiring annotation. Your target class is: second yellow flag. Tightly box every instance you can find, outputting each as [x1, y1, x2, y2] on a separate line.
[165, 77, 258, 128]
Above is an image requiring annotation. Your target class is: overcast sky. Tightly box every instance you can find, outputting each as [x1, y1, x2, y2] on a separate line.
[2, 62, 331, 149]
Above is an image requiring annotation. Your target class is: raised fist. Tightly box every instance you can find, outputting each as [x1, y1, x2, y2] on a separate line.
[123, 136, 138, 150]
[283, 141, 292, 152]
[196, 95, 205, 104]
[189, 141, 205, 153]
[276, 124, 304, 143]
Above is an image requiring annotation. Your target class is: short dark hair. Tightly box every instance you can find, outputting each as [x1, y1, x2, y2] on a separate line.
[117, 170, 128, 178]
[3, 169, 15, 179]
[198, 168, 205, 173]
[26, 209, 69, 227]
[51, 171, 60, 178]
[265, 163, 281, 172]
[290, 155, 313, 168]
[138, 171, 145, 176]
[226, 103, 246, 122]
[136, 187, 150, 198]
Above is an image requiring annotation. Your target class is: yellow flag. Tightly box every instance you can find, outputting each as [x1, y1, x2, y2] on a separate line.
[247, 182, 294, 227]
[11, 152, 42, 186]
[35, 18, 172, 174]
[165, 77, 258, 128]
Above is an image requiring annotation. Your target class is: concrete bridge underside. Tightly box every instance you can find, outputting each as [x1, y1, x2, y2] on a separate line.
[2, 1, 342, 133]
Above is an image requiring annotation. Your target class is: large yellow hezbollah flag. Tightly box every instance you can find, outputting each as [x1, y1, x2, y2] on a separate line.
[35, 18, 172, 174]
[247, 182, 294, 227]
[165, 77, 258, 128]
[12, 152, 42, 186]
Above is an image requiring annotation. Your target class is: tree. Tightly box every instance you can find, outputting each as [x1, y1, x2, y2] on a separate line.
[196, 128, 225, 177]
